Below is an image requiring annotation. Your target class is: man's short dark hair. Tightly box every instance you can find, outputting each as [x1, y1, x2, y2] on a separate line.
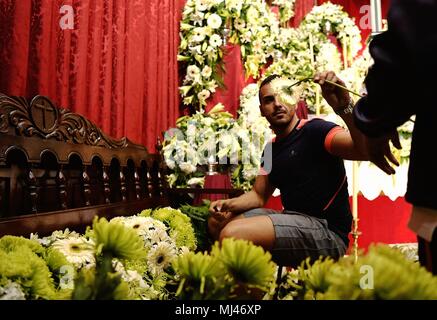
[259, 74, 280, 103]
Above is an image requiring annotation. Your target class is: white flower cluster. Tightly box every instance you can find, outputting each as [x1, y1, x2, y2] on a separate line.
[111, 216, 178, 277]
[178, 0, 279, 110]
[0, 281, 26, 300]
[273, 0, 296, 24]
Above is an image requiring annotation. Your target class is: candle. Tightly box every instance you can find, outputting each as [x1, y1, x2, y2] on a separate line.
[370, 0, 382, 36]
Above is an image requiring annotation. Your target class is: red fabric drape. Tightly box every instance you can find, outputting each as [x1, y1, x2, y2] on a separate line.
[0, 0, 183, 153]
[290, 0, 316, 27]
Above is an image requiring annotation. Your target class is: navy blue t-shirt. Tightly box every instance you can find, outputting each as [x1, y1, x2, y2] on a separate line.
[264, 118, 352, 246]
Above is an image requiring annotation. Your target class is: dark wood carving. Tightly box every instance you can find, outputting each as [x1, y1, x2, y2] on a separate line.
[57, 167, 68, 210]
[134, 169, 141, 200]
[0, 93, 170, 236]
[82, 166, 91, 206]
[120, 170, 127, 202]
[28, 168, 38, 214]
[102, 167, 111, 204]
[0, 94, 127, 148]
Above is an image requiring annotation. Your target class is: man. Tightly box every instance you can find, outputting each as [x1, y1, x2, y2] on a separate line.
[208, 71, 370, 267]
[353, 0, 437, 274]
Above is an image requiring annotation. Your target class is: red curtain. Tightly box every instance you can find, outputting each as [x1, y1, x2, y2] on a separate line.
[0, 0, 184, 153]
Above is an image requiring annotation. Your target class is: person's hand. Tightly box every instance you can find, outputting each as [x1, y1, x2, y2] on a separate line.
[314, 71, 351, 111]
[209, 199, 233, 222]
[364, 130, 402, 175]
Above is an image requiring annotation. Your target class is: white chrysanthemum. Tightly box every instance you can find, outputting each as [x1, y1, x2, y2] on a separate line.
[269, 77, 303, 107]
[179, 162, 197, 174]
[209, 34, 222, 48]
[207, 13, 222, 29]
[51, 237, 95, 268]
[147, 242, 177, 276]
[0, 281, 26, 300]
[234, 18, 245, 30]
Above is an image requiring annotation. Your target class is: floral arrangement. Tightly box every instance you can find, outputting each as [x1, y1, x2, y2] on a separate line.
[162, 102, 271, 191]
[178, 0, 279, 110]
[2, 208, 436, 300]
[300, 2, 362, 61]
[272, 0, 296, 25]
[278, 244, 437, 300]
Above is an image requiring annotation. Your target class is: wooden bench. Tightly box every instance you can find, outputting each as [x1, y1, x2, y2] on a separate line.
[0, 93, 169, 237]
[0, 93, 244, 238]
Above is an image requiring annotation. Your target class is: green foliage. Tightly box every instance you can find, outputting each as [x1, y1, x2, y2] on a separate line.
[178, 200, 213, 252]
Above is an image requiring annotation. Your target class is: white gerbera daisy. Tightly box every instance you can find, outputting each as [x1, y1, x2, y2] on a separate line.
[197, 89, 211, 101]
[147, 242, 177, 276]
[186, 65, 201, 80]
[201, 65, 212, 79]
[51, 237, 95, 268]
[191, 27, 206, 42]
[209, 34, 222, 48]
[207, 13, 222, 29]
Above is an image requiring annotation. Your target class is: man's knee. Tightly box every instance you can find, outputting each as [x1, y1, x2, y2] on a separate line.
[219, 220, 246, 243]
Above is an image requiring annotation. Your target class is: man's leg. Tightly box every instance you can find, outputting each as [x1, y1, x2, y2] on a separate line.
[218, 209, 347, 268]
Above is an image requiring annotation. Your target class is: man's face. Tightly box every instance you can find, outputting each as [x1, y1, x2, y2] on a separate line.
[259, 83, 296, 128]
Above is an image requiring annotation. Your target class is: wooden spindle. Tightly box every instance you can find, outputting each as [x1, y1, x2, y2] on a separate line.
[120, 169, 127, 202]
[102, 167, 111, 204]
[28, 168, 38, 214]
[57, 166, 68, 209]
[82, 166, 91, 206]
[134, 169, 141, 200]
[157, 171, 164, 197]
[146, 170, 153, 198]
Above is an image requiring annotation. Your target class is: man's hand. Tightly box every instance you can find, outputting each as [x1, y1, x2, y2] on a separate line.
[314, 71, 351, 111]
[209, 199, 234, 222]
[364, 130, 402, 175]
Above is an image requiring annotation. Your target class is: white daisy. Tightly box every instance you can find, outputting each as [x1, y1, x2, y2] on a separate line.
[197, 89, 211, 101]
[51, 237, 95, 268]
[207, 13, 222, 29]
[147, 242, 177, 276]
[191, 27, 206, 42]
[201, 65, 212, 79]
[209, 34, 222, 48]
[186, 65, 201, 80]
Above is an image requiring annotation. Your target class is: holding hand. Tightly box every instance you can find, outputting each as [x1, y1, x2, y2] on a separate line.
[314, 71, 351, 112]
[209, 199, 233, 222]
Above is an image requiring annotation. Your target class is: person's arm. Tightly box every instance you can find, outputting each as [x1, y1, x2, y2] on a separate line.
[353, 0, 432, 137]
[314, 71, 370, 161]
[209, 174, 275, 218]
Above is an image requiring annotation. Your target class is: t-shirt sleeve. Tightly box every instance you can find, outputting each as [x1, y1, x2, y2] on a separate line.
[306, 119, 341, 154]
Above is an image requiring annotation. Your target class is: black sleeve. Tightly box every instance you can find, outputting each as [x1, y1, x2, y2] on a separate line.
[353, 0, 437, 137]
[307, 119, 338, 151]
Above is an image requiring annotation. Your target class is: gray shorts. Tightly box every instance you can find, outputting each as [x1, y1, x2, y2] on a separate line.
[243, 208, 347, 267]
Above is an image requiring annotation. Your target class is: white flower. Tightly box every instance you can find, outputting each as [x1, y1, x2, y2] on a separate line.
[0, 282, 26, 300]
[147, 242, 177, 276]
[195, 0, 208, 12]
[51, 237, 95, 268]
[207, 13, 222, 29]
[191, 27, 207, 42]
[179, 162, 197, 174]
[186, 65, 201, 80]
[187, 177, 205, 187]
[209, 34, 222, 48]
[190, 11, 205, 26]
[197, 89, 211, 101]
[234, 18, 245, 31]
[201, 65, 212, 79]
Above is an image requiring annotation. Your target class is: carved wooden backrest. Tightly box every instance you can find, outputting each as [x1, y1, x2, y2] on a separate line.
[0, 93, 168, 236]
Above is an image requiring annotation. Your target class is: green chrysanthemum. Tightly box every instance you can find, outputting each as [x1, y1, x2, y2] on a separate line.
[173, 251, 226, 299]
[284, 244, 437, 300]
[150, 207, 197, 250]
[211, 239, 277, 292]
[92, 217, 145, 261]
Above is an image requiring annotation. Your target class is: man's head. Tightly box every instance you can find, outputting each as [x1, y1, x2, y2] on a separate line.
[259, 75, 298, 130]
